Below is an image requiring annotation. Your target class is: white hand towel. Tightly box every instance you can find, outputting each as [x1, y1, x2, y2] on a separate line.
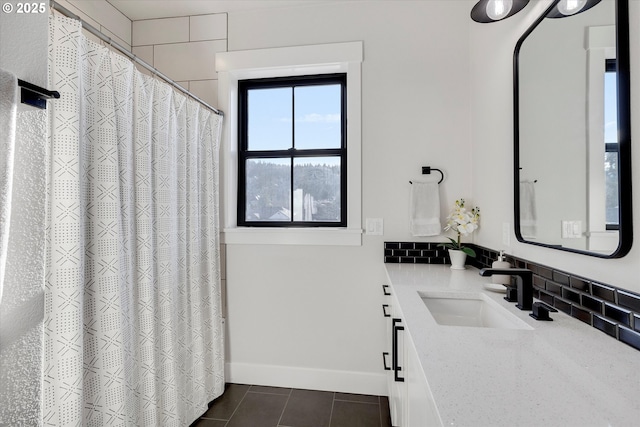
[0, 68, 18, 305]
[519, 181, 537, 238]
[410, 178, 441, 237]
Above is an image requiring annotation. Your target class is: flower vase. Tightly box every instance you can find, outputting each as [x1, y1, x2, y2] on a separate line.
[448, 249, 467, 270]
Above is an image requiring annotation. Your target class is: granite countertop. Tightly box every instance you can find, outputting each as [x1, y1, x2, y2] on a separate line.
[384, 264, 640, 427]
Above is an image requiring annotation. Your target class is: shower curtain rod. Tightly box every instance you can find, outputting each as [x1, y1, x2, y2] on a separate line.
[50, 0, 224, 117]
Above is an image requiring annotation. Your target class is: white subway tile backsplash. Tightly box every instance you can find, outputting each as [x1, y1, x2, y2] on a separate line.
[132, 17, 189, 46]
[190, 14, 227, 42]
[189, 80, 219, 108]
[154, 40, 226, 82]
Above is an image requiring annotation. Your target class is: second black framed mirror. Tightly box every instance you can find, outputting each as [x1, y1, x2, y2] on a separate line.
[514, 0, 631, 258]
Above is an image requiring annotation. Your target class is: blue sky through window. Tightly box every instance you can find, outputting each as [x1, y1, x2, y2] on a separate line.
[604, 72, 617, 143]
[247, 84, 341, 154]
[248, 87, 292, 150]
[294, 84, 341, 150]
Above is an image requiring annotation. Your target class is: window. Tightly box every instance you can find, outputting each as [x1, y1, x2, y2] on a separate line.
[604, 59, 618, 229]
[216, 41, 363, 245]
[238, 74, 347, 227]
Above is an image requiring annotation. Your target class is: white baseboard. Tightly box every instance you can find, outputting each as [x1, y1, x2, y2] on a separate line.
[225, 362, 388, 396]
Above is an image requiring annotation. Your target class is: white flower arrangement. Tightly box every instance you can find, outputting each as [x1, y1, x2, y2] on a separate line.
[439, 199, 480, 257]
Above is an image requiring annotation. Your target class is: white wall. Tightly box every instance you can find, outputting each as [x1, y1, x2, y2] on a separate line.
[0, 5, 48, 425]
[471, 0, 640, 292]
[223, 0, 471, 394]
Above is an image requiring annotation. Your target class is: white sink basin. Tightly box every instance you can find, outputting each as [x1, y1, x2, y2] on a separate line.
[419, 292, 533, 330]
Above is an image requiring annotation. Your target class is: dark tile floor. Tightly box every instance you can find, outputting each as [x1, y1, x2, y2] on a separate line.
[191, 383, 392, 427]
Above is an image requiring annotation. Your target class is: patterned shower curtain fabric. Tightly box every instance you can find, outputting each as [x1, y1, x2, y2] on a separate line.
[45, 13, 224, 426]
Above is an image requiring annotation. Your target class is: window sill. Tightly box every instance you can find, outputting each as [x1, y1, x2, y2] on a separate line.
[222, 227, 363, 246]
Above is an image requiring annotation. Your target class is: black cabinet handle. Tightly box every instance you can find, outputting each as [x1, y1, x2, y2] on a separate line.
[382, 304, 390, 317]
[392, 318, 405, 382]
[382, 284, 391, 296]
[382, 352, 391, 371]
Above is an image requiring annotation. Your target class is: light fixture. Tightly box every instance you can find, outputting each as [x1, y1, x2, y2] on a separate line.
[558, 0, 587, 15]
[471, 0, 529, 23]
[486, 0, 513, 20]
[546, 0, 602, 18]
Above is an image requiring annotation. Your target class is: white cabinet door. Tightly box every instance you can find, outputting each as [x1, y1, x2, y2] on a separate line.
[389, 316, 407, 426]
[406, 336, 442, 427]
[384, 288, 407, 427]
[383, 298, 396, 422]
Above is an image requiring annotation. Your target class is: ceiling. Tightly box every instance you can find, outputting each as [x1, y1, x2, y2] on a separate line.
[106, 0, 346, 21]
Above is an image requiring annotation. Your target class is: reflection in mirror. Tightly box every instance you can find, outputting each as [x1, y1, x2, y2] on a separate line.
[514, 0, 631, 257]
[546, 0, 603, 18]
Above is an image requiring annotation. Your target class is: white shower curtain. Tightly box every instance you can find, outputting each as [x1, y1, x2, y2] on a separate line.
[44, 14, 224, 426]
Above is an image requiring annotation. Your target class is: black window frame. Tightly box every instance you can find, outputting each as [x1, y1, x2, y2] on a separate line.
[237, 74, 347, 227]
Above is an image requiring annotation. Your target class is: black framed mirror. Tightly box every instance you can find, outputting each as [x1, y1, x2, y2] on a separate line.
[514, 0, 631, 258]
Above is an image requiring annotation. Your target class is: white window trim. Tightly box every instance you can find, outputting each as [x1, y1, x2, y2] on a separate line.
[585, 25, 618, 252]
[216, 42, 363, 246]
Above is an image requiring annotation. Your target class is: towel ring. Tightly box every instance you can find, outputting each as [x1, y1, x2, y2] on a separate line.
[409, 166, 444, 184]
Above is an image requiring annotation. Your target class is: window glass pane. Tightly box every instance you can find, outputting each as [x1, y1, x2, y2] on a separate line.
[293, 157, 341, 222]
[604, 72, 617, 143]
[245, 158, 291, 222]
[604, 68, 619, 226]
[248, 88, 292, 150]
[605, 151, 619, 225]
[294, 84, 342, 149]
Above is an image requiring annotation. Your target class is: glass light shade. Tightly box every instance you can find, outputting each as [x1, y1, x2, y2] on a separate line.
[486, 0, 514, 20]
[557, 0, 587, 15]
[471, 0, 529, 24]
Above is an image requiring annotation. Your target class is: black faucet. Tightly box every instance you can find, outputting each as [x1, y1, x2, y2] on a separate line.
[479, 268, 533, 311]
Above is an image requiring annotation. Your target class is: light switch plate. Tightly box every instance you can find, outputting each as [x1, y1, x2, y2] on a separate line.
[366, 218, 384, 235]
[561, 220, 582, 238]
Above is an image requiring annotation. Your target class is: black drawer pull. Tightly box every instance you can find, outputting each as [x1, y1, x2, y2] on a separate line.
[392, 318, 405, 382]
[382, 284, 391, 296]
[382, 304, 390, 317]
[382, 352, 391, 371]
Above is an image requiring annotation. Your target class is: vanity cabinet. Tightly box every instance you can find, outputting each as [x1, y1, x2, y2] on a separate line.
[382, 284, 441, 427]
[384, 264, 640, 426]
